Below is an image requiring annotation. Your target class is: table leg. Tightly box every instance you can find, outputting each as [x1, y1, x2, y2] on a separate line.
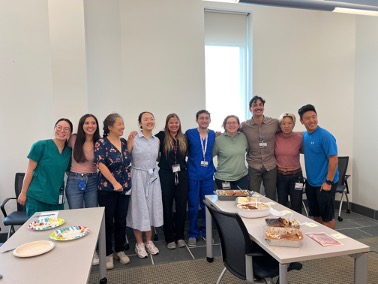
[353, 252, 368, 284]
[205, 206, 214, 263]
[99, 211, 107, 283]
[279, 263, 288, 284]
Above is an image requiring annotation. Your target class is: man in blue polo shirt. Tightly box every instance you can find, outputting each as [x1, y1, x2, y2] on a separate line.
[185, 110, 216, 247]
[298, 104, 339, 229]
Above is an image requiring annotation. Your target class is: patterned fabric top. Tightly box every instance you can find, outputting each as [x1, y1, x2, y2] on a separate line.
[94, 137, 132, 193]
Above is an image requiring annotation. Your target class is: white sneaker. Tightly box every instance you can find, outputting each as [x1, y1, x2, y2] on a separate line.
[145, 241, 159, 255]
[177, 239, 186, 248]
[135, 243, 148, 259]
[92, 251, 99, 266]
[114, 251, 130, 265]
[106, 254, 114, 270]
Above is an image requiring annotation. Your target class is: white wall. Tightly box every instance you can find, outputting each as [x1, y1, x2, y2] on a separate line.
[1, 0, 377, 231]
[353, 16, 378, 210]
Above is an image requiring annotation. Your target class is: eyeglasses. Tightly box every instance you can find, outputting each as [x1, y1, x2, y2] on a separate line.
[226, 122, 238, 125]
[55, 125, 71, 133]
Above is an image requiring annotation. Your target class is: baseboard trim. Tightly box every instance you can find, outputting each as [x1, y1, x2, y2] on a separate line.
[335, 200, 378, 220]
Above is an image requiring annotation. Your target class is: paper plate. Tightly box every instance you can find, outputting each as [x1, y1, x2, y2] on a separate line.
[28, 218, 65, 231]
[50, 226, 90, 241]
[13, 240, 55, 258]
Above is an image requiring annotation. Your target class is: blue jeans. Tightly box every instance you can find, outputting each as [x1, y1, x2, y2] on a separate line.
[65, 172, 98, 209]
[276, 171, 303, 214]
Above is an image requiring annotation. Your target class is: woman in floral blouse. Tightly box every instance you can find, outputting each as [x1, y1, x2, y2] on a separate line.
[94, 113, 132, 270]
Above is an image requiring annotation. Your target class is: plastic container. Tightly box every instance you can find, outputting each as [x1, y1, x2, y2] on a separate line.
[236, 202, 270, 218]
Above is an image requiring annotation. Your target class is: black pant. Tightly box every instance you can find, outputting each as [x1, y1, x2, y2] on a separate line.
[159, 169, 188, 243]
[276, 171, 303, 214]
[98, 190, 130, 256]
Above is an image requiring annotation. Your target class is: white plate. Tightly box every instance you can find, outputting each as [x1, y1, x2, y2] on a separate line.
[49, 226, 90, 241]
[13, 240, 55, 258]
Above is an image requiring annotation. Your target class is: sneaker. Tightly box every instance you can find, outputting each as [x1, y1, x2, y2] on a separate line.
[92, 251, 99, 266]
[188, 237, 197, 247]
[167, 242, 176, 250]
[106, 254, 114, 270]
[114, 251, 130, 265]
[135, 243, 148, 259]
[145, 241, 159, 255]
[177, 239, 186, 248]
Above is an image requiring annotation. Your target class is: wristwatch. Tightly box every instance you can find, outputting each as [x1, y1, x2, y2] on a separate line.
[325, 180, 334, 185]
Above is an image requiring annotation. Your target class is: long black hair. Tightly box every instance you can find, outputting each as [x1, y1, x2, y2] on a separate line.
[73, 114, 100, 163]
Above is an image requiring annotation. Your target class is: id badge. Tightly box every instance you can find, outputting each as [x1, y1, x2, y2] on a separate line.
[295, 182, 304, 191]
[58, 187, 65, 204]
[201, 161, 208, 167]
[79, 180, 87, 191]
[259, 142, 267, 148]
[222, 182, 231, 189]
[172, 164, 181, 173]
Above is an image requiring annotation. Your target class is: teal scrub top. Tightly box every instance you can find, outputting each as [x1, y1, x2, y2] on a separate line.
[27, 139, 71, 204]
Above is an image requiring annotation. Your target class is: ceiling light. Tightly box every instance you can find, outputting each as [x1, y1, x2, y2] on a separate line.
[238, 0, 378, 16]
[333, 7, 378, 16]
[203, 0, 240, 3]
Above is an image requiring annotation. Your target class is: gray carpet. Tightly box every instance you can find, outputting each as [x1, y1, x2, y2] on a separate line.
[88, 237, 378, 284]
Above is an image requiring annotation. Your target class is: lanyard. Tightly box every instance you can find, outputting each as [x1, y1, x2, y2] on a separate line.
[200, 134, 208, 161]
[173, 139, 177, 164]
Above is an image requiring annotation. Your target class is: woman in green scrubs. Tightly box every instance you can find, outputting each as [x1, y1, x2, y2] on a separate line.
[18, 118, 73, 217]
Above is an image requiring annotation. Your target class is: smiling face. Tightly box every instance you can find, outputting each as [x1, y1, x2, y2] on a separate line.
[140, 112, 155, 131]
[167, 116, 180, 136]
[300, 110, 318, 133]
[225, 117, 240, 136]
[280, 117, 295, 135]
[250, 99, 265, 117]
[83, 116, 97, 136]
[196, 113, 211, 130]
[54, 121, 72, 141]
[109, 117, 125, 137]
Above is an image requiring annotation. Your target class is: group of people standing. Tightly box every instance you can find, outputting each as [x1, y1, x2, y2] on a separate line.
[16, 96, 339, 270]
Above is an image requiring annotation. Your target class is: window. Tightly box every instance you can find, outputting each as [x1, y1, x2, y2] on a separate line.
[204, 10, 252, 130]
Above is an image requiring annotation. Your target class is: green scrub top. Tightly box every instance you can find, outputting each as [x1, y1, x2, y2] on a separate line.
[27, 139, 71, 205]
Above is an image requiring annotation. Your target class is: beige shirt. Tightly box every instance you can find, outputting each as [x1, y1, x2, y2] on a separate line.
[68, 134, 97, 174]
[241, 116, 279, 171]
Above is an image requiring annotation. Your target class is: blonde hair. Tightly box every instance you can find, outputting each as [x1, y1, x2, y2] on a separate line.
[278, 113, 296, 124]
[163, 113, 187, 157]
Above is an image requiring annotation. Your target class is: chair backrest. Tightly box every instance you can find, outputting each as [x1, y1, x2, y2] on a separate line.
[204, 199, 253, 280]
[15, 173, 26, 212]
[337, 156, 349, 186]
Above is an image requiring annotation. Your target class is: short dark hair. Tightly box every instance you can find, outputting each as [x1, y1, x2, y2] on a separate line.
[55, 118, 73, 133]
[298, 104, 317, 119]
[249, 96, 265, 108]
[196, 110, 210, 120]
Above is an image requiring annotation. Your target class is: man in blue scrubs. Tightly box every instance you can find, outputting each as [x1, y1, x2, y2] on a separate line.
[185, 110, 215, 247]
[298, 104, 339, 229]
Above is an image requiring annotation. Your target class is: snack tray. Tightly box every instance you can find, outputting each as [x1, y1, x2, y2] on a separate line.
[265, 226, 304, 248]
[237, 202, 270, 219]
[215, 189, 250, 201]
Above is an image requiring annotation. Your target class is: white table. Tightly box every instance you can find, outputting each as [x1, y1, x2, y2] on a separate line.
[205, 195, 370, 284]
[0, 207, 106, 284]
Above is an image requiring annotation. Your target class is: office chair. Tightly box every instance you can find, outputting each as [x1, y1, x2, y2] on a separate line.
[204, 199, 302, 284]
[1, 173, 29, 239]
[336, 156, 351, 222]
